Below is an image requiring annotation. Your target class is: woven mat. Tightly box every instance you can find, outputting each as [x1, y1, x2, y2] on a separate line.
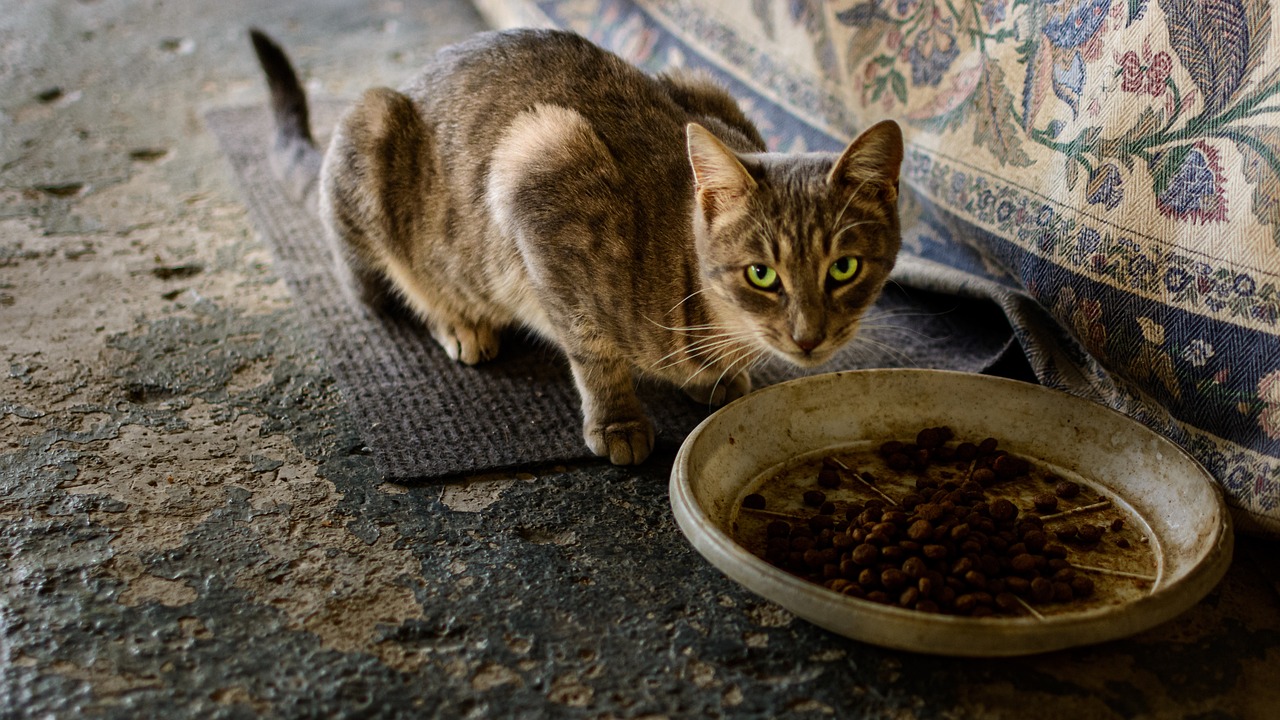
[207, 104, 1015, 481]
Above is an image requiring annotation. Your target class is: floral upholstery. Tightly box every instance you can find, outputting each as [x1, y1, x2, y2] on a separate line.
[474, 0, 1280, 535]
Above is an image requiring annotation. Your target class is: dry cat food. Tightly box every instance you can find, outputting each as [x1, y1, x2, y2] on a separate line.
[737, 427, 1155, 617]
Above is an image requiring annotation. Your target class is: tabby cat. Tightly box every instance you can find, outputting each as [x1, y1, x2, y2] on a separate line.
[249, 28, 903, 465]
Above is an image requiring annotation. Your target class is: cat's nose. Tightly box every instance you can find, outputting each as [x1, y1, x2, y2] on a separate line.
[792, 334, 823, 353]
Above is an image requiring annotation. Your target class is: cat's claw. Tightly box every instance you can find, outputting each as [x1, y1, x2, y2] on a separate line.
[586, 417, 654, 465]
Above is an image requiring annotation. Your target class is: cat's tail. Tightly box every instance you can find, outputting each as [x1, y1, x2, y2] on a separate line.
[248, 28, 323, 209]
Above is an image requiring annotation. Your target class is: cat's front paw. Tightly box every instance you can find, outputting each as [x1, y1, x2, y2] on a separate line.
[685, 371, 752, 407]
[431, 321, 501, 365]
[584, 416, 654, 465]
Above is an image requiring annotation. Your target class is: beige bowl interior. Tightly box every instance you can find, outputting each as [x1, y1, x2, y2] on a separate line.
[670, 370, 1233, 656]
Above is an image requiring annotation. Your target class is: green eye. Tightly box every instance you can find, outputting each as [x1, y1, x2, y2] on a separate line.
[828, 256, 860, 284]
[745, 264, 779, 290]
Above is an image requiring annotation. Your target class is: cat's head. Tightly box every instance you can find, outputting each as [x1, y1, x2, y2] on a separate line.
[686, 120, 903, 368]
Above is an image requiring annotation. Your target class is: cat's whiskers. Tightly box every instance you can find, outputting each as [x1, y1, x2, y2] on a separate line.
[703, 343, 769, 408]
[679, 335, 756, 388]
[650, 329, 757, 371]
[682, 329, 765, 390]
[661, 287, 711, 318]
[848, 333, 918, 367]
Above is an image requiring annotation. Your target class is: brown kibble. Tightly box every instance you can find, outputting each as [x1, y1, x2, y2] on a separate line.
[819, 501, 836, 515]
[808, 515, 834, 533]
[887, 452, 912, 471]
[790, 535, 814, 552]
[1071, 576, 1095, 597]
[826, 578, 853, 593]
[916, 503, 945, 522]
[1010, 553, 1038, 574]
[1032, 493, 1058, 513]
[1005, 576, 1031, 595]
[742, 493, 766, 509]
[866, 591, 890, 604]
[817, 468, 841, 488]
[992, 454, 1028, 480]
[922, 544, 948, 560]
[1052, 581, 1074, 602]
[1030, 577, 1053, 603]
[1116, 537, 1131, 549]
[902, 556, 927, 579]
[1042, 543, 1069, 560]
[851, 543, 879, 566]
[971, 468, 998, 487]
[832, 533, 855, 551]
[860, 471, 879, 485]
[964, 570, 988, 589]
[899, 586, 920, 607]
[1077, 524, 1103, 544]
[803, 489, 826, 507]
[916, 600, 940, 613]
[995, 592, 1020, 612]
[858, 568, 878, 588]
[1022, 529, 1048, 552]
[880, 545, 904, 562]
[881, 568, 909, 591]
[1054, 480, 1081, 499]
[1055, 525, 1079, 542]
[1110, 517, 1125, 532]
[879, 440, 904, 457]
[977, 437, 999, 454]
[916, 427, 947, 449]
[988, 498, 1017, 522]
[907, 519, 933, 541]
[766, 520, 790, 537]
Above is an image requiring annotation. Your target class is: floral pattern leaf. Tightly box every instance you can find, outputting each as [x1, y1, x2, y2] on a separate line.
[1126, 0, 1150, 26]
[1232, 126, 1280, 246]
[1020, 36, 1055, 130]
[972, 59, 1033, 167]
[1158, 0, 1253, 115]
[835, 2, 885, 27]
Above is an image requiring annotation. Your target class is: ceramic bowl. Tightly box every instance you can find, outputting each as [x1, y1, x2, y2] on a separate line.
[670, 370, 1233, 656]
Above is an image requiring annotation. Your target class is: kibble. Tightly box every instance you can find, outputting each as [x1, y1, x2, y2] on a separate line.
[1032, 493, 1059, 513]
[749, 427, 1128, 618]
[1054, 480, 1081, 499]
[742, 493, 766, 509]
[802, 490, 826, 507]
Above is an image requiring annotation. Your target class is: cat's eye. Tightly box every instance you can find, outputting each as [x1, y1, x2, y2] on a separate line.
[745, 264, 780, 291]
[828, 256, 860, 284]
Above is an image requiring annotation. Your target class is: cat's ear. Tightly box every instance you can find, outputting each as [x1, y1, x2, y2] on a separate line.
[828, 120, 903, 204]
[687, 123, 756, 221]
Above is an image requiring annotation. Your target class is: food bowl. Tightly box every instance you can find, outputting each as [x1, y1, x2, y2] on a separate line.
[669, 370, 1232, 656]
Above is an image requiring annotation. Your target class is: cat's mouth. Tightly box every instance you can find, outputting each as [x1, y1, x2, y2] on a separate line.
[763, 339, 837, 368]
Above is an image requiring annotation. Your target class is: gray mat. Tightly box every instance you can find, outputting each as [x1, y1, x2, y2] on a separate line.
[207, 105, 1014, 481]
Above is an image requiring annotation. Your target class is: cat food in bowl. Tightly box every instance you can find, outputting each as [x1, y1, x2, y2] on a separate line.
[669, 370, 1232, 656]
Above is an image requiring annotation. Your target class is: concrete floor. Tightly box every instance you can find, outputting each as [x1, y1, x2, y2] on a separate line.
[2, 1, 1279, 718]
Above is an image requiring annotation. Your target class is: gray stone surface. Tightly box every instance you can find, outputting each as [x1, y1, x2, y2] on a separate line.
[1, 1, 1278, 718]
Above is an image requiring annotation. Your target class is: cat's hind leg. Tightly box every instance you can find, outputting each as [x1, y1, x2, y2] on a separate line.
[321, 87, 502, 365]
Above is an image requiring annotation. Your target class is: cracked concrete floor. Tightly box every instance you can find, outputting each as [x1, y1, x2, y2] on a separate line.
[2, 1, 1280, 718]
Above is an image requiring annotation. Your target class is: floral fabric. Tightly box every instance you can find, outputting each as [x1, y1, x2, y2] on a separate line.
[474, 0, 1280, 534]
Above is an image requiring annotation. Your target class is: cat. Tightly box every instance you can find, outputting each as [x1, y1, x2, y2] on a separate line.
[249, 27, 903, 465]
